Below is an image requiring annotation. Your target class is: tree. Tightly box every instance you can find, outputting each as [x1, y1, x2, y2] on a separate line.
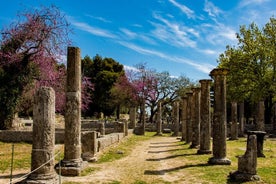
[110, 73, 138, 119]
[218, 17, 276, 123]
[81, 55, 124, 117]
[0, 5, 70, 129]
[127, 63, 192, 124]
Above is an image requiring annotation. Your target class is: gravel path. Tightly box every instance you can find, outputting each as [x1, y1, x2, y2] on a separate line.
[62, 135, 202, 184]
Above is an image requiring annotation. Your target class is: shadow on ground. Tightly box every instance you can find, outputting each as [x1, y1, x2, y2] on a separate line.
[144, 163, 211, 175]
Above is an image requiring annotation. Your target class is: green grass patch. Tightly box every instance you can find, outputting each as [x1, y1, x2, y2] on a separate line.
[0, 142, 32, 173]
[172, 137, 276, 183]
[97, 132, 156, 163]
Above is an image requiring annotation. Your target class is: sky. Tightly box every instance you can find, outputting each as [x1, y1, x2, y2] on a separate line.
[1, 0, 276, 81]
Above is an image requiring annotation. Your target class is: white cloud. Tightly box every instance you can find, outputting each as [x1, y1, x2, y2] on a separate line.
[85, 14, 111, 23]
[118, 41, 214, 74]
[72, 21, 117, 39]
[239, 0, 271, 7]
[151, 13, 198, 48]
[199, 49, 218, 55]
[168, 0, 195, 19]
[204, 0, 223, 17]
[120, 28, 137, 39]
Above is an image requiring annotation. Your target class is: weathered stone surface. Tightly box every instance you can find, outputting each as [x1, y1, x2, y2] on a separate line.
[186, 92, 193, 143]
[156, 101, 163, 136]
[98, 121, 105, 136]
[129, 107, 136, 129]
[246, 131, 266, 157]
[197, 79, 212, 154]
[172, 101, 180, 137]
[230, 101, 238, 140]
[57, 47, 85, 176]
[18, 87, 57, 183]
[208, 68, 231, 165]
[181, 97, 188, 141]
[256, 100, 265, 131]
[81, 131, 97, 162]
[229, 135, 260, 182]
[190, 87, 200, 148]
[238, 102, 245, 137]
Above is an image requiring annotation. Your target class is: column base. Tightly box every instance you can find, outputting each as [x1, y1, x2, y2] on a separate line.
[82, 152, 98, 162]
[197, 149, 212, 154]
[155, 132, 163, 136]
[55, 159, 87, 176]
[208, 157, 231, 165]
[229, 171, 260, 182]
[189, 144, 199, 149]
[16, 174, 58, 184]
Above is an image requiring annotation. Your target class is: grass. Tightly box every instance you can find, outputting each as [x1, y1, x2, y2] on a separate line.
[171, 137, 276, 184]
[1, 133, 276, 184]
[0, 142, 32, 173]
[97, 131, 156, 163]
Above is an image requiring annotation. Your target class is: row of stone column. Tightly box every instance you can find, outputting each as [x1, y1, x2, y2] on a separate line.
[159, 69, 231, 164]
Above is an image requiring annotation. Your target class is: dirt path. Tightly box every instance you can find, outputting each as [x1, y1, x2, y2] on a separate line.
[1, 136, 203, 184]
[62, 136, 202, 184]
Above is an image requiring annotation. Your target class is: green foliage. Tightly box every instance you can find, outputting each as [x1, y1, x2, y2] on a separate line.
[81, 54, 124, 116]
[218, 17, 276, 103]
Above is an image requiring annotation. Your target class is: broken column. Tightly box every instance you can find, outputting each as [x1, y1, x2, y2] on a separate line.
[229, 135, 260, 182]
[208, 68, 231, 165]
[57, 47, 85, 176]
[247, 131, 266, 157]
[190, 87, 200, 148]
[172, 101, 180, 136]
[197, 79, 212, 154]
[230, 101, 239, 140]
[186, 91, 193, 143]
[181, 96, 188, 141]
[156, 101, 163, 136]
[22, 87, 57, 183]
[81, 131, 97, 162]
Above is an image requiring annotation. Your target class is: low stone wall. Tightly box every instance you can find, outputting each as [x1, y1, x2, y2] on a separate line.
[0, 130, 65, 144]
[97, 132, 125, 151]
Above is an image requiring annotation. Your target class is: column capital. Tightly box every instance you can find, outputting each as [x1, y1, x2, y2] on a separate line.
[199, 79, 212, 84]
[209, 68, 229, 77]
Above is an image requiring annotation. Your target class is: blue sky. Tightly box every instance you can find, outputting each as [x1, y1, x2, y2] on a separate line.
[1, 0, 276, 81]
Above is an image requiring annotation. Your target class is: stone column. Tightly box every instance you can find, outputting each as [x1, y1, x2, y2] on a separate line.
[256, 100, 265, 131]
[208, 68, 231, 165]
[197, 79, 212, 154]
[173, 101, 180, 136]
[129, 107, 136, 129]
[156, 101, 163, 136]
[181, 97, 188, 141]
[124, 121, 128, 136]
[186, 92, 193, 143]
[190, 87, 200, 148]
[229, 135, 260, 182]
[230, 101, 239, 140]
[99, 121, 105, 136]
[58, 47, 84, 176]
[25, 87, 57, 183]
[239, 102, 245, 137]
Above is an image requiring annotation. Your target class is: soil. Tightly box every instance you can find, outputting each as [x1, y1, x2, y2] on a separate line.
[61, 135, 202, 184]
[1, 136, 204, 184]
